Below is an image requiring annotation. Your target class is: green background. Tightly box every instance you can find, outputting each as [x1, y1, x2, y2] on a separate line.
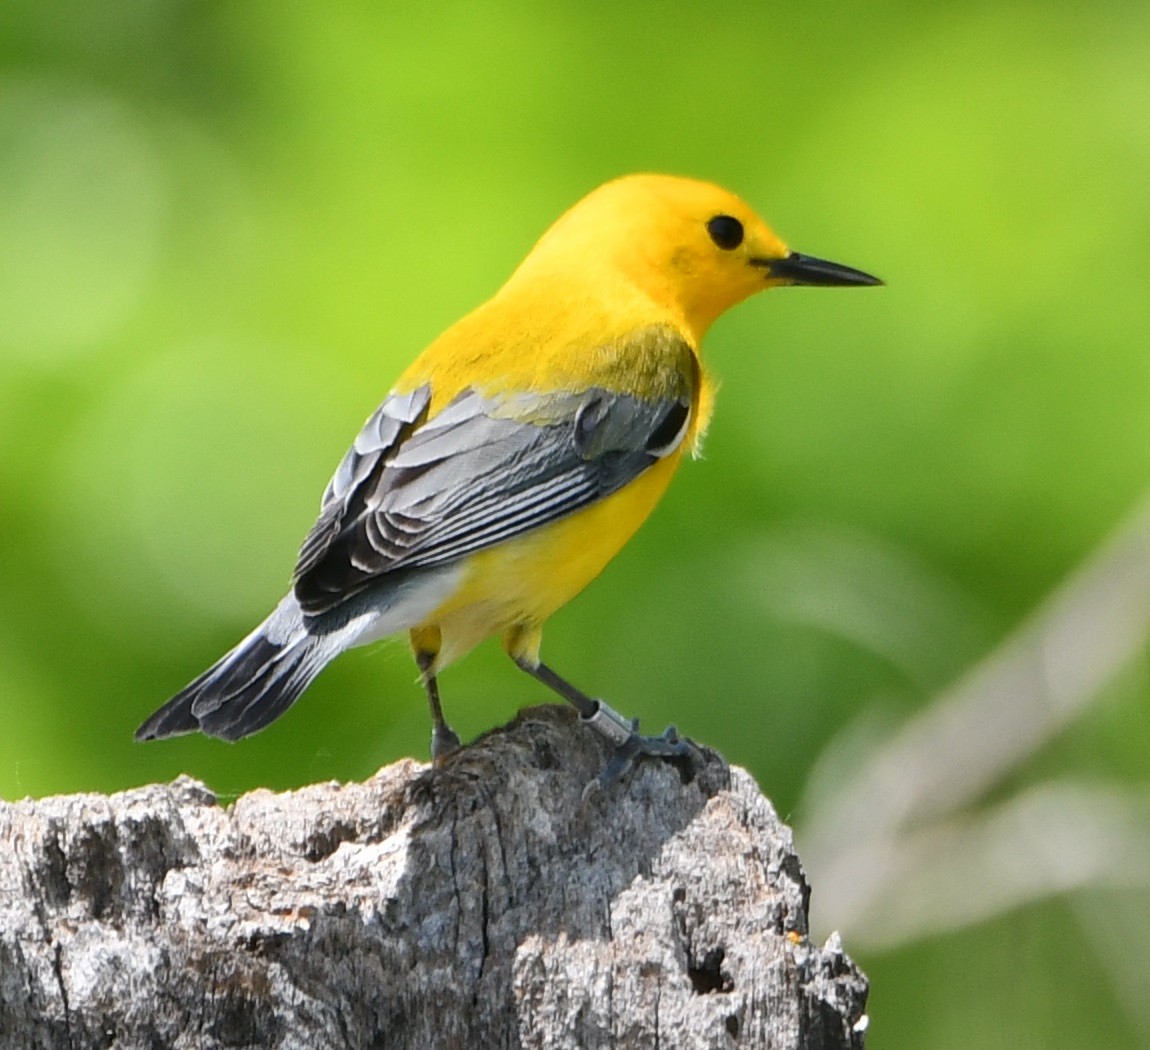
[2, 2, 1148, 1046]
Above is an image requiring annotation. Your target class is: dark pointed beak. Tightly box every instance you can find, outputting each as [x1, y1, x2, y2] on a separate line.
[761, 252, 883, 287]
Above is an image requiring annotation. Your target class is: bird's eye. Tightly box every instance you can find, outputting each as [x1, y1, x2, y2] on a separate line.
[706, 215, 744, 251]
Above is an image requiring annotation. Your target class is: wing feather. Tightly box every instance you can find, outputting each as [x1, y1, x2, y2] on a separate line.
[294, 385, 431, 580]
[293, 350, 695, 615]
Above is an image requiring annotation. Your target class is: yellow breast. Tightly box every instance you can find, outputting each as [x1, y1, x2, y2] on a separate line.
[398, 253, 713, 667]
[422, 449, 683, 666]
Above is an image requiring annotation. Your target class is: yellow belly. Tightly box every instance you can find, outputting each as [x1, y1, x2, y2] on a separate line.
[420, 450, 682, 666]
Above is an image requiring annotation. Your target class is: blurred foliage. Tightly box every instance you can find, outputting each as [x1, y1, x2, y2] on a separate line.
[1, 2, 1148, 1046]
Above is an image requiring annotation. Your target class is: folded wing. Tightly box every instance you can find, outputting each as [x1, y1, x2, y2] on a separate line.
[293, 376, 692, 616]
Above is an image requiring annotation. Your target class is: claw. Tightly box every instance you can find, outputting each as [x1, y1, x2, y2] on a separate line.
[597, 723, 702, 788]
[579, 701, 703, 788]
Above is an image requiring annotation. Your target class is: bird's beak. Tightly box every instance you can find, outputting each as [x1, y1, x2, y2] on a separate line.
[761, 252, 883, 287]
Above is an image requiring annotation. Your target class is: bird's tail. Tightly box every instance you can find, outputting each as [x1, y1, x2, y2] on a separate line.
[135, 593, 340, 743]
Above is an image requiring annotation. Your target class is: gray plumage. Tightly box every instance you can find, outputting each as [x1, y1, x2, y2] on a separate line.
[292, 384, 690, 614]
[136, 339, 693, 744]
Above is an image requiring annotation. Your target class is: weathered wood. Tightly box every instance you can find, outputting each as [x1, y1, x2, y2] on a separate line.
[0, 705, 867, 1049]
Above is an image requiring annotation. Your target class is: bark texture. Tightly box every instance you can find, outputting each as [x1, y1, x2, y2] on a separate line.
[0, 705, 868, 1049]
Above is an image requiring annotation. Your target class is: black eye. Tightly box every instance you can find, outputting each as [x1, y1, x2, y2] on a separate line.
[707, 214, 744, 250]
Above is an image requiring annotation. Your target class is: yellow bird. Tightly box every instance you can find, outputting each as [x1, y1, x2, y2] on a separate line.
[136, 174, 880, 780]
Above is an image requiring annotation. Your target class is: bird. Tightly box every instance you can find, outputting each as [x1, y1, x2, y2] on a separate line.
[135, 173, 881, 782]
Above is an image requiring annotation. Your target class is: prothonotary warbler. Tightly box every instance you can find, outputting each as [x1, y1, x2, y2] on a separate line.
[136, 174, 881, 782]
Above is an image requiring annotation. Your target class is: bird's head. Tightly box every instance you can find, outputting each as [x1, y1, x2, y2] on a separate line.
[511, 174, 881, 341]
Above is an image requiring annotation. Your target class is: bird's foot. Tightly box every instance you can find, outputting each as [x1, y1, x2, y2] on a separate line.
[430, 721, 462, 766]
[580, 701, 703, 791]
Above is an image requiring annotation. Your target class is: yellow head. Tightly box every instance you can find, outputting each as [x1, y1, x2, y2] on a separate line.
[507, 173, 880, 341]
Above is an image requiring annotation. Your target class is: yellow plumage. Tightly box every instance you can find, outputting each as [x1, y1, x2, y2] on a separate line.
[136, 172, 880, 775]
[394, 174, 773, 670]
[428, 448, 686, 668]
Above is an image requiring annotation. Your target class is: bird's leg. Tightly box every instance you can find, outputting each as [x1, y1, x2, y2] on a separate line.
[504, 625, 702, 787]
[517, 658, 702, 786]
[411, 627, 460, 763]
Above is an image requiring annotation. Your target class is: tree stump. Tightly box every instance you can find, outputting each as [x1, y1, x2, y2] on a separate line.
[0, 705, 868, 1049]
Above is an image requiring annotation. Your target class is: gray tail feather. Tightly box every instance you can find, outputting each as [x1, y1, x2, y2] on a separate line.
[136, 596, 337, 743]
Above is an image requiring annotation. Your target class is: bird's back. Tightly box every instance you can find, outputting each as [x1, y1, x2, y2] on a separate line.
[394, 263, 707, 411]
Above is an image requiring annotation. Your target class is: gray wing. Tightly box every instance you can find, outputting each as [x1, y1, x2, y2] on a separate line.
[293, 384, 691, 615]
[294, 384, 432, 585]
